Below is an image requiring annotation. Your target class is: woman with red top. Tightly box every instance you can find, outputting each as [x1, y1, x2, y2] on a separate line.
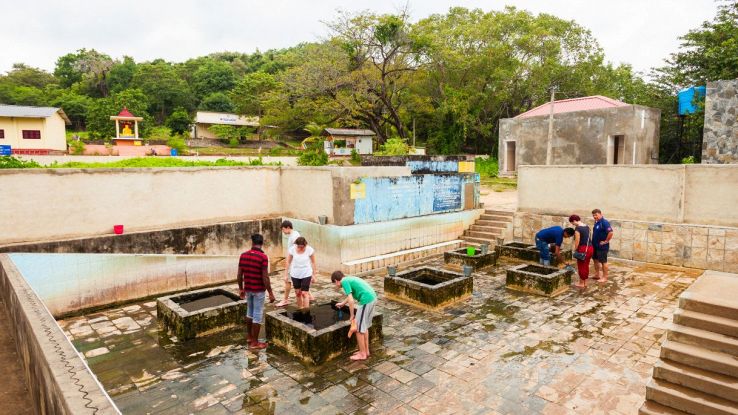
[569, 215, 594, 288]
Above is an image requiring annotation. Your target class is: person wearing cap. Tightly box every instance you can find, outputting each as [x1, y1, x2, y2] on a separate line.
[569, 215, 594, 288]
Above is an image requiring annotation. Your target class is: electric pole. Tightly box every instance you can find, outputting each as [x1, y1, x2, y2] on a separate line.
[546, 86, 557, 165]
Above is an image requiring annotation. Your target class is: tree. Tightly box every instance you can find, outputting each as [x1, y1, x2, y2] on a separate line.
[3, 63, 57, 88]
[131, 60, 193, 122]
[50, 91, 91, 130]
[230, 72, 277, 115]
[199, 92, 235, 112]
[191, 60, 236, 100]
[166, 108, 193, 135]
[108, 56, 137, 93]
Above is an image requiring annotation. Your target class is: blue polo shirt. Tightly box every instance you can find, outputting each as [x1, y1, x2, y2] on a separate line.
[593, 218, 613, 246]
[536, 226, 564, 247]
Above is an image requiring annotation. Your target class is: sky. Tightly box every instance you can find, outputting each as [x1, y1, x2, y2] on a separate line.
[0, 0, 721, 75]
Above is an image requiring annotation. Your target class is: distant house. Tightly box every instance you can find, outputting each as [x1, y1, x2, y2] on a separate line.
[191, 111, 259, 139]
[0, 104, 71, 154]
[322, 128, 375, 155]
[497, 95, 660, 176]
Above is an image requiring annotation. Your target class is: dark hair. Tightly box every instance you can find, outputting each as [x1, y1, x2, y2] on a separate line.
[563, 228, 575, 237]
[331, 270, 345, 282]
[281, 220, 293, 229]
[251, 233, 264, 245]
[591, 209, 602, 215]
[294, 236, 307, 246]
[568, 214, 581, 223]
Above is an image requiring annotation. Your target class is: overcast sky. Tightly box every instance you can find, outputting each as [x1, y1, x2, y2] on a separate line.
[0, 0, 720, 75]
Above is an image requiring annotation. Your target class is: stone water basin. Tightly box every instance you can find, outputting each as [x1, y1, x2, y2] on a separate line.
[384, 266, 473, 309]
[157, 287, 247, 341]
[265, 301, 383, 365]
[496, 241, 572, 265]
[444, 246, 498, 271]
[505, 264, 573, 297]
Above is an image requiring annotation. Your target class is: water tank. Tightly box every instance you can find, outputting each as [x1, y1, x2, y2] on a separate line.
[678, 86, 706, 115]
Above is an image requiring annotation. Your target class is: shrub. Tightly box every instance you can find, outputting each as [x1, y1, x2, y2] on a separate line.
[68, 139, 86, 155]
[350, 149, 361, 165]
[166, 135, 187, 154]
[0, 156, 41, 169]
[681, 156, 696, 164]
[166, 108, 193, 135]
[475, 157, 499, 178]
[376, 137, 410, 155]
[298, 148, 329, 166]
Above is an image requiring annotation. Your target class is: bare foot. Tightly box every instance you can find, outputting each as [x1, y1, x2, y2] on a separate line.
[350, 353, 367, 361]
[599, 278, 608, 284]
[275, 300, 290, 307]
[249, 341, 268, 350]
[309, 292, 316, 302]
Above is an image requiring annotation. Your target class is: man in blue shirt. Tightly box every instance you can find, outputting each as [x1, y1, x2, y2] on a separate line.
[592, 208, 614, 282]
[535, 226, 575, 266]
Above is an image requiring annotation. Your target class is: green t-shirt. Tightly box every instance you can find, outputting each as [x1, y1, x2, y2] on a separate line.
[341, 276, 377, 305]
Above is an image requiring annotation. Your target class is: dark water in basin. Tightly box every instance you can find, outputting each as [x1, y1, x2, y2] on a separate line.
[406, 272, 450, 286]
[177, 294, 235, 312]
[285, 302, 350, 330]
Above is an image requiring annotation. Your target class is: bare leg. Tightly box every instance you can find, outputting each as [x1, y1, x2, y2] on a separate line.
[301, 291, 310, 309]
[350, 332, 368, 360]
[364, 331, 370, 357]
[593, 260, 602, 279]
[276, 278, 291, 307]
[245, 317, 252, 343]
[295, 289, 303, 309]
[601, 263, 609, 283]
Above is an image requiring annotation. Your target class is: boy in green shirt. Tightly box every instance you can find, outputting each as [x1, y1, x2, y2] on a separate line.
[332, 271, 378, 361]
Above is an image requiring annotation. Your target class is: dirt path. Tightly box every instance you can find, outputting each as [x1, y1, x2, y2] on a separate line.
[480, 187, 517, 211]
[0, 299, 35, 415]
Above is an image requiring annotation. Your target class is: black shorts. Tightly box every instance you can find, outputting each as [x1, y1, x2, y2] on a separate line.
[291, 277, 312, 291]
[593, 246, 609, 263]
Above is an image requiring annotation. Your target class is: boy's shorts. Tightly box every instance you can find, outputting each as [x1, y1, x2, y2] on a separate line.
[291, 277, 312, 291]
[355, 300, 377, 333]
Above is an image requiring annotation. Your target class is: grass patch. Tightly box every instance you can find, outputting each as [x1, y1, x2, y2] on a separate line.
[481, 176, 517, 192]
[44, 157, 281, 169]
[190, 146, 300, 156]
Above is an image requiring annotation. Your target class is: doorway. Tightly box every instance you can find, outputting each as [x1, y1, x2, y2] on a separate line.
[609, 135, 624, 164]
[505, 141, 516, 172]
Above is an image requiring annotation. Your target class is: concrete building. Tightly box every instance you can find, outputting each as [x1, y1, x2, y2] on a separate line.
[190, 111, 259, 139]
[497, 96, 660, 176]
[0, 104, 71, 154]
[322, 128, 374, 155]
[702, 78, 738, 164]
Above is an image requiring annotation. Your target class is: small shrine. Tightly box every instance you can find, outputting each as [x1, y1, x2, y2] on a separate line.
[110, 107, 143, 146]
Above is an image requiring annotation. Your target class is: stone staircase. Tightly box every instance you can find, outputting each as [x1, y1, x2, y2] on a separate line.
[639, 271, 738, 415]
[461, 209, 514, 246]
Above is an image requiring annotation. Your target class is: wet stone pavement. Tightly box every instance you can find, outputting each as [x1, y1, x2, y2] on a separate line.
[58, 258, 702, 415]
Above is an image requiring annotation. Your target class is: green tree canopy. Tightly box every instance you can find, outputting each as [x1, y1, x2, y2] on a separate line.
[199, 92, 235, 112]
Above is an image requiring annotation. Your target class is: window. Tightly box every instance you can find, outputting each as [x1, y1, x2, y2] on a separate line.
[0, 129, 4, 139]
[22, 130, 41, 139]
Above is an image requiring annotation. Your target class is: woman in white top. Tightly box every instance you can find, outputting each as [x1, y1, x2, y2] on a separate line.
[285, 236, 317, 309]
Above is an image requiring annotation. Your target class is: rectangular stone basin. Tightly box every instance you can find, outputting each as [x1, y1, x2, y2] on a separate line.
[265, 301, 383, 365]
[157, 287, 247, 341]
[496, 241, 571, 265]
[444, 247, 498, 271]
[506, 264, 573, 297]
[384, 267, 473, 309]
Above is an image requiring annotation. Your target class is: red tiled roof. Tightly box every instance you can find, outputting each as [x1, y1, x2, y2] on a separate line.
[117, 107, 135, 117]
[515, 95, 629, 119]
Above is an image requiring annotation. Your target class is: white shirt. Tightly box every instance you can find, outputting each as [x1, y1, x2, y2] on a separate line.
[288, 245, 314, 279]
[287, 230, 301, 248]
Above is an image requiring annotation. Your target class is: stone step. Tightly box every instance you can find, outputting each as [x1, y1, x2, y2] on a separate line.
[654, 359, 738, 404]
[476, 220, 508, 227]
[646, 378, 738, 415]
[480, 214, 513, 222]
[470, 224, 506, 232]
[464, 230, 502, 239]
[661, 340, 738, 378]
[639, 400, 690, 415]
[461, 236, 496, 245]
[678, 272, 738, 322]
[674, 309, 738, 339]
[667, 324, 738, 356]
[484, 210, 513, 217]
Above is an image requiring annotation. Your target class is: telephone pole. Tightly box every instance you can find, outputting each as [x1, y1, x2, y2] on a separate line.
[546, 86, 557, 165]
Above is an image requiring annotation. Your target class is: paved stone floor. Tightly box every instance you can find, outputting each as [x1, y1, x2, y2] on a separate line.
[58, 257, 702, 415]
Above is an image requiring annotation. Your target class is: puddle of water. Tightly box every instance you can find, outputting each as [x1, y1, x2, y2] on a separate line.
[176, 294, 236, 313]
[283, 303, 350, 330]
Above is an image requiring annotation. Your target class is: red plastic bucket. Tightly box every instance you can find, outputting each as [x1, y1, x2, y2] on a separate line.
[113, 225, 124, 235]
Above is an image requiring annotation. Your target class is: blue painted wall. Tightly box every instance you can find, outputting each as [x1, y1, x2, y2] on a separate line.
[406, 160, 458, 174]
[353, 173, 479, 224]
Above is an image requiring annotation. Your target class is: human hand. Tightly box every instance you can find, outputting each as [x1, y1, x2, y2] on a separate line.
[336, 302, 345, 308]
[269, 293, 276, 303]
[599, 241, 606, 246]
[239, 289, 245, 300]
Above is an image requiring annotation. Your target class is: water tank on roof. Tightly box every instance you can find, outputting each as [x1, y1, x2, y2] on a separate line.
[678, 86, 706, 115]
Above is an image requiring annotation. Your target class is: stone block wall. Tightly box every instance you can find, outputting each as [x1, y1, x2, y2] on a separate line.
[513, 212, 738, 273]
[702, 79, 738, 164]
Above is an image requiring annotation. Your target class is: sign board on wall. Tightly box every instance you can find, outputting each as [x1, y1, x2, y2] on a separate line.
[458, 161, 475, 173]
[353, 174, 471, 224]
[0, 145, 11, 156]
[350, 182, 366, 199]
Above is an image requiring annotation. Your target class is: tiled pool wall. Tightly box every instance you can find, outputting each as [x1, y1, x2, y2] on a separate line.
[0, 254, 118, 414]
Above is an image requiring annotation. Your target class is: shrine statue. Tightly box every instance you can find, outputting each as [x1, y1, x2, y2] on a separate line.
[121, 124, 133, 137]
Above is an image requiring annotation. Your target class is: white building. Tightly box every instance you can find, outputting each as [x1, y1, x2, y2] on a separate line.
[322, 128, 375, 155]
[191, 111, 259, 139]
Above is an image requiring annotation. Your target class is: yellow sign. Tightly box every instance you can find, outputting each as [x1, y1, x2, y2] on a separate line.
[350, 182, 366, 199]
[458, 161, 475, 173]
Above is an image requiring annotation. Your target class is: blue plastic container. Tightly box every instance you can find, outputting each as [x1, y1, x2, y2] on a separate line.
[678, 86, 706, 115]
[170, 148, 178, 156]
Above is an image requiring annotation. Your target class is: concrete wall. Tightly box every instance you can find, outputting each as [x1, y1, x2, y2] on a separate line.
[0, 114, 67, 151]
[498, 105, 660, 175]
[14, 155, 299, 166]
[0, 255, 118, 414]
[518, 165, 738, 227]
[0, 167, 283, 245]
[702, 79, 738, 164]
[8, 253, 239, 318]
[512, 212, 738, 273]
[288, 210, 482, 272]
